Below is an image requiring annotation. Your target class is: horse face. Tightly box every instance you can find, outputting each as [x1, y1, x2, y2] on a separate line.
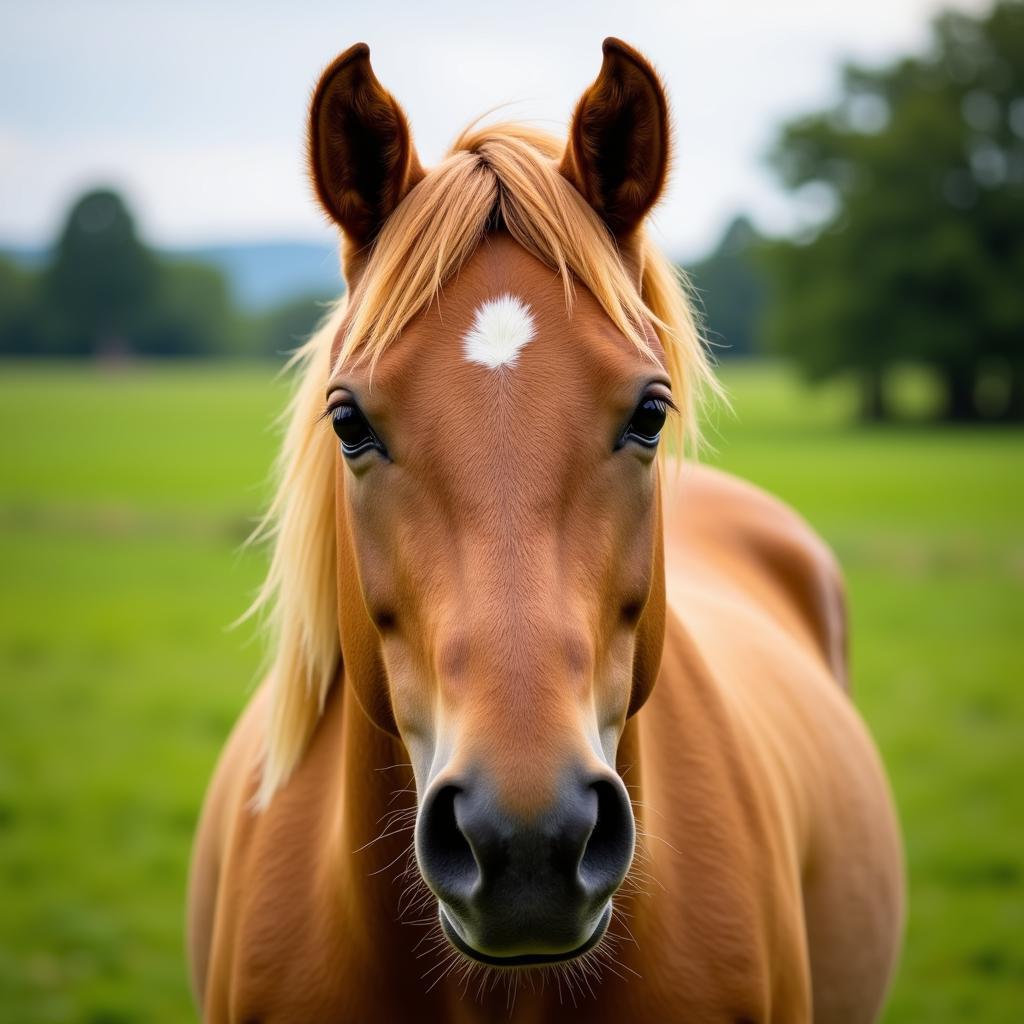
[311, 39, 673, 964]
[328, 235, 668, 961]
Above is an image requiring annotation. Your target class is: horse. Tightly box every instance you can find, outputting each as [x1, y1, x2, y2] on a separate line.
[187, 39, 904, 1022]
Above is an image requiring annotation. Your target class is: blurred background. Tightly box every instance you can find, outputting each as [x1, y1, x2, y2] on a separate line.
[1, 1, 1021, 1021]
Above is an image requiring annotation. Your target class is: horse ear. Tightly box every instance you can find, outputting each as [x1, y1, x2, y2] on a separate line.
[560, 38, 670, 240]
[308, 43, 424, 257]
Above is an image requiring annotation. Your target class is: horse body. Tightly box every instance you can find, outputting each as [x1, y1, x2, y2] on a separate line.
[189, 39, 903, 1022]
[191, 460, 901, 1023]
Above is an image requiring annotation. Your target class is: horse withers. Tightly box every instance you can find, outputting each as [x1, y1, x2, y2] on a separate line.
[188, 39, 904, 1022]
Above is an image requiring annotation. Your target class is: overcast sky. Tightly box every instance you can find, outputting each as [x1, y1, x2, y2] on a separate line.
[1, 0, 988, 261]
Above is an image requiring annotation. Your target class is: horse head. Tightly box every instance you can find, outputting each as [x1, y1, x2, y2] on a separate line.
[261, 39, 711, 966]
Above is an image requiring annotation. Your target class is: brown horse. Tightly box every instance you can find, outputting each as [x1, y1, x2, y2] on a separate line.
[188, 39, 904, 1022]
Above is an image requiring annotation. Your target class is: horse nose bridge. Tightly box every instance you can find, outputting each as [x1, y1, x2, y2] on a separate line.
[426, 534, 601, 811]
[457, 519, 571, 605]
[444, 705, 607, 821]
[436, 618, 593, 690]
[432, 565, 594, 679]
[433, 622, 597, 787]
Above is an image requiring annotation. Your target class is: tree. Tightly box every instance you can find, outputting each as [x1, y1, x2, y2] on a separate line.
[43, 189, 158, 355]
[251, 293, 336, 359]
[686, 216, 765, 359]
[762, 0, 1024, 421]
[138, 261, 241, 358]
[0, 257, 43, 356]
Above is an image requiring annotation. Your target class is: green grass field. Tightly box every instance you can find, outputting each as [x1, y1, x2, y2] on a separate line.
[1, 362, 1021, 1022]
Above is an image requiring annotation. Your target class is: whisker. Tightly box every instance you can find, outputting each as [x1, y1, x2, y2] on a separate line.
[352, 821, 416, 854]
[368, 840, 415, 876]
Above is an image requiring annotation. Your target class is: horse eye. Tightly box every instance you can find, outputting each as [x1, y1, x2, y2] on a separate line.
[331, 403, 384, 458]
[621, 397, 668, 448]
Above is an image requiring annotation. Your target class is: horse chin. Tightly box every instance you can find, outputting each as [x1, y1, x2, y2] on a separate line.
[438, 902, 613, 967]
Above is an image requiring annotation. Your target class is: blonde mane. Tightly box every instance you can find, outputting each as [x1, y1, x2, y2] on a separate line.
[249, 123, 718, 807]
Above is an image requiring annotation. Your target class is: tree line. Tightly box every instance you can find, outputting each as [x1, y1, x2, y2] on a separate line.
[0, 189, 329, 362]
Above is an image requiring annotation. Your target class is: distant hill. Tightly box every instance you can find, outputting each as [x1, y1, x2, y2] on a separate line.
[167, 242, 342, 310]
[2, 240, 342, 312]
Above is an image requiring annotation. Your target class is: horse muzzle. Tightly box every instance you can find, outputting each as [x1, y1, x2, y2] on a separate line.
[415, 767, 634, 963]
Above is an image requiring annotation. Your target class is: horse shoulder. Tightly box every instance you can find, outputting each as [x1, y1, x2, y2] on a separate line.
[663, 462, 848, 690]
[186, 682, 268, 1015]
[661, 464, 904, 1021]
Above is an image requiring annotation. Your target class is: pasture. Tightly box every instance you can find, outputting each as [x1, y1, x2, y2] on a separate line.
[0, 362, 1021, 1022]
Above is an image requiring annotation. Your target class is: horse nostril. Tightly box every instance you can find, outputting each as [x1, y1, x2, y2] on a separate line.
[579, 777, 635, 899]
[418, 772, 633, 957]
[416, 784, 478, 905]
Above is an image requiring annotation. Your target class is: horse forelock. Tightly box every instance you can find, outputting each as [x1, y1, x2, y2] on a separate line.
[330, 123, 713, 438]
